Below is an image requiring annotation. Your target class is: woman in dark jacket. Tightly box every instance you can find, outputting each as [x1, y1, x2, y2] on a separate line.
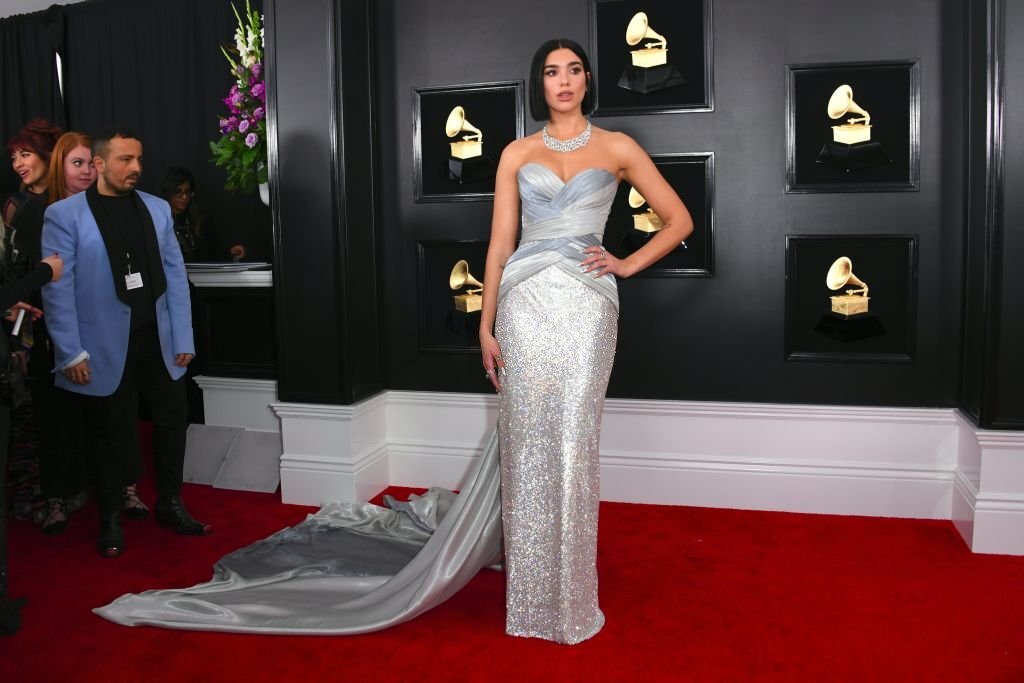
[0, 251, 62, 634]
[158, 167, 245, 262]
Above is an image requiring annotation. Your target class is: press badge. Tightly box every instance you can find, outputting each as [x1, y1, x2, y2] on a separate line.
[125, 272, 143, 290]
[125, 252, 143, 290]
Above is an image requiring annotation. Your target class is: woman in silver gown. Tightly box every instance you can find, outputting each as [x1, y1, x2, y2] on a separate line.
[480, 39, 691, 643]
[94, 39, 691, 644]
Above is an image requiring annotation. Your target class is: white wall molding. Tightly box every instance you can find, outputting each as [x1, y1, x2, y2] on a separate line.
[952, 414, 1024, 555]
[195, 379, 1024, 555]
[186, 269, 273, 288]
[193, 376, 279, 432]
[272, 395, 388, 505]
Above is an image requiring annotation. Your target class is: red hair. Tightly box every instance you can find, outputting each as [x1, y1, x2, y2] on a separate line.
[6, 118, 63, 162]
[47, 131, 93, 205]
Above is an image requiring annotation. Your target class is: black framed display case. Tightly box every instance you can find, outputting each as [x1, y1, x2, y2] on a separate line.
[589, 0, 713, 116]
[603, 152, 714, 277]
[417, 240, 491, 352]
[413, 81, 524, 202]
[786, 59, 921, 193]
[784, 234, 918, 363]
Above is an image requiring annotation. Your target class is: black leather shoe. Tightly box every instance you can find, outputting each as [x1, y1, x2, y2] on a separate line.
[155, 496, 211, 536]
[97, 511, 124, 558]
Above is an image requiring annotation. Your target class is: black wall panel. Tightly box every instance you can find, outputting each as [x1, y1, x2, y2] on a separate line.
[374, 0, 965, 406]
[266, 0, 383, 403]
[958, 0, 1023, 429]
[992, 0, 1024, 427]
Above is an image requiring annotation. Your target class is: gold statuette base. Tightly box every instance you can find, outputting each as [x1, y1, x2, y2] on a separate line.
[453, 293, 482, 313]
[630, 48, 668, 68]
[449, 140, 482, 159]
[632, 212, 665, 232]
[832, 124, 871, 145]
[830, 295, 870, 317]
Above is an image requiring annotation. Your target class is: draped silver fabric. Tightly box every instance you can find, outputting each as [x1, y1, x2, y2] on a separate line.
[498, 163, 619, 311]
[94, 432, 503, 633]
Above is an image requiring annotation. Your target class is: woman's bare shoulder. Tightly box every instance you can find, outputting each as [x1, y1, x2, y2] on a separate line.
[590, 127, 644, 168]
[500, 133, 543, 169]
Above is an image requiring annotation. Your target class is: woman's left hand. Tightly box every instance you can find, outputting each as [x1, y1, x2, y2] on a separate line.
[581, 245, 633, 278]
[4, 301, 43, 322]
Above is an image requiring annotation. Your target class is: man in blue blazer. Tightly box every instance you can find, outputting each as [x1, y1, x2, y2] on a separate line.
[42, 127, 210, 557]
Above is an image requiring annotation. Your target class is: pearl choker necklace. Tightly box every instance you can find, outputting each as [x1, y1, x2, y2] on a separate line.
[542, 121, 592, 153]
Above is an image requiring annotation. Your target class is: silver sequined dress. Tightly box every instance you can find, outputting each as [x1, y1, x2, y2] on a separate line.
[495, 163, 619, 644]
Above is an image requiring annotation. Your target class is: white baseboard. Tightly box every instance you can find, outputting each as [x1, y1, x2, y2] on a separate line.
[194, 376, 279, 432]
[271, 395, 389, 505]
[196, 379, 1024, 555]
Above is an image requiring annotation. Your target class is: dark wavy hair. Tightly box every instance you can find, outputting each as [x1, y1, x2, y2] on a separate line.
[158, 166, 195, 203]
[158, 166, 205, 236]
[6, 118, 63, 162]
[528, 38, 595, 121]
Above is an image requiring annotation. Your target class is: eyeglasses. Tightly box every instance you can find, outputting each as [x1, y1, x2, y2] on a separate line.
[172, 188, 194, 198]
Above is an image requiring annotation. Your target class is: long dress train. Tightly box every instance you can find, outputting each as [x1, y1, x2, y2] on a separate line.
[95, 162, 619, 642]
[95, 433, 502, 633]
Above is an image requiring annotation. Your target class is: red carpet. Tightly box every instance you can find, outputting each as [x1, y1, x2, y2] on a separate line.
[3, 475, 1024, 681]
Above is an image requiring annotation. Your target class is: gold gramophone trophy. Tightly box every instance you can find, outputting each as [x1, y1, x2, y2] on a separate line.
[629, 186, 665, 232]
[617, 12, 685, 94]
[449, 259, 484, 313]
[814, 256, 885, 341]
[620, 186, 688, 253]
[445, 106, 495, 184]
[826, 256, 869, 317]
[816, 85, 891, 172]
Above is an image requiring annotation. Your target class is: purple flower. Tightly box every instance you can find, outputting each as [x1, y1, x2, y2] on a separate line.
[245, 132, 259, 148]
[251, 82, 265, 100]
[219, 116, 240, 133]
[230, 90, 246, 108]
[252, 107, 265, 121]
[251, 63, 262, 78]
[238, 118, 251, 133]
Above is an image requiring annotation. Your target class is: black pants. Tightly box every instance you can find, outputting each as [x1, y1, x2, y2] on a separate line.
[87, 324, 187, 514]
[31, 382, 90, 500]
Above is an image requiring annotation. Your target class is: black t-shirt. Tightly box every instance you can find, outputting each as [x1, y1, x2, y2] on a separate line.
[92, 193, 156, 330]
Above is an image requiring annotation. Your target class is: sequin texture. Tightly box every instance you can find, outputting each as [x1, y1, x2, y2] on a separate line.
[495, 264, 617, 644]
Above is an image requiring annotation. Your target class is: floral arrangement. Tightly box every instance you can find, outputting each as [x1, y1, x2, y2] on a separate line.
[210, 0, 267, 193]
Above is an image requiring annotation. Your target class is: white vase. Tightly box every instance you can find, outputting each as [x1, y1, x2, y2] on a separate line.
[258, 181, 270, 206]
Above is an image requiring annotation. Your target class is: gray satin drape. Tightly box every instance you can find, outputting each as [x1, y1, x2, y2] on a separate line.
[95, 432, 503, 633]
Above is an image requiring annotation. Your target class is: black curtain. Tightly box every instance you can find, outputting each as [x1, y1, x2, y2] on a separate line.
[62, 0, 271, 261]
[0, 5, 66, 198]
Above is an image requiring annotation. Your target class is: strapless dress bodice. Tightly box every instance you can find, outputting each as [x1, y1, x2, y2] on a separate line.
[498, 163, 620, 311]
[517, 163, 618, 242]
